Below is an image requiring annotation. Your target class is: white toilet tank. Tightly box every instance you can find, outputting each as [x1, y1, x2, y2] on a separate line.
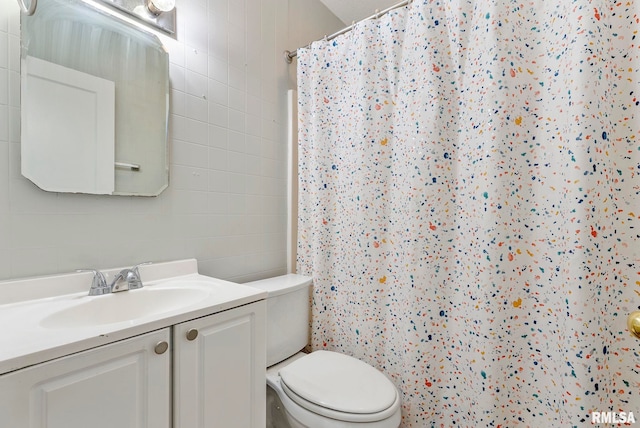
[245, 274, 313, 366]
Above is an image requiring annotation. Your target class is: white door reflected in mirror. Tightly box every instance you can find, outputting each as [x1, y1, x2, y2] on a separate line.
[21, 56, 116, 195]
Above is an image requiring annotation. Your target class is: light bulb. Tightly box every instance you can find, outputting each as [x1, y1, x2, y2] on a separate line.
[146, 0, 175, 15]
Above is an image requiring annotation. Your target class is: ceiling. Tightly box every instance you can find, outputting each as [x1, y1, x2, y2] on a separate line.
[318, 0, 403, 24]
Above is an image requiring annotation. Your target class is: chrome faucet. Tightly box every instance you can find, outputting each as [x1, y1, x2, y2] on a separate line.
[77, 262, 151, 295]
[109, 262, 151, 293]
[76, 269, 110, 296]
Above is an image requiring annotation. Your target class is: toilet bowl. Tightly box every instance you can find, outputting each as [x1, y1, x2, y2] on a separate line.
[246, 275, 402, 428]
[267, 351, 401, 428]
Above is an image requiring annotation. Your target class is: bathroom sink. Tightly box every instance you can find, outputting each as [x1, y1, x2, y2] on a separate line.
[40, 283, 211, 329]
[0, 260, 268, 376]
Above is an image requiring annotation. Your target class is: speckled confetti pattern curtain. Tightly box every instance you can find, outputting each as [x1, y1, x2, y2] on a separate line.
[296, 1, 640, 426]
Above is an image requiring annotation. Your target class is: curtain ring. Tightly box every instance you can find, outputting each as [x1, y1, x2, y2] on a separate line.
[17, 0, 37, 15]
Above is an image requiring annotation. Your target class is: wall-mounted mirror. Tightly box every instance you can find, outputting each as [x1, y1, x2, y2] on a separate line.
[20, 0, 170, 196]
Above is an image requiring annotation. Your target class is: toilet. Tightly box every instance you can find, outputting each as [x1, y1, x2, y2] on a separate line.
[246, 274, 401, 428]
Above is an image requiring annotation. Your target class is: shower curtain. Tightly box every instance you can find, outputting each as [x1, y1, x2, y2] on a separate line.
[296, 1, 639, 426]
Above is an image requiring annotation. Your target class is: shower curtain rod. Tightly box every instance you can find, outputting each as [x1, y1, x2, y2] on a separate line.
[283, 0, 413, 64]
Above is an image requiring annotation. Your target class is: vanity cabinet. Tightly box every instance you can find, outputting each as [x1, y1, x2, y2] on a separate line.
[0, 328, 172, 428]
[174, 301, 266, 428]
[0, 301, 266, 428]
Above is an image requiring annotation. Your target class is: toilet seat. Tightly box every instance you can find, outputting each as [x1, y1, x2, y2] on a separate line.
[278, 350, 399, 423]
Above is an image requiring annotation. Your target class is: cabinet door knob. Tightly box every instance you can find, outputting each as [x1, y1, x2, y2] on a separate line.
[186, 329, 198, 341]
[155, 341, 169, 355]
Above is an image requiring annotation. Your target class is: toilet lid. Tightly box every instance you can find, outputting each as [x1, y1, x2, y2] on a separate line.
[279, 350, 397, 414]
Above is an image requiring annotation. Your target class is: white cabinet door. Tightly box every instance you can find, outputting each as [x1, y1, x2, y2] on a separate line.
[0, 328, 171, 428]
[174, 301, 266, 428]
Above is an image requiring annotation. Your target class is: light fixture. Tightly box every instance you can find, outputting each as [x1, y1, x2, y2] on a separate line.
[96, 0, 176, 35]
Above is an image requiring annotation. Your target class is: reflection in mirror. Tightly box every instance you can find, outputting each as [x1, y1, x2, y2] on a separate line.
[16, 0, 37, 15]
[20, 0, 170, 196]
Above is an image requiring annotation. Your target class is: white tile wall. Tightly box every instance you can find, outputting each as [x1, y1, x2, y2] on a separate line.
[0, 0, 342, 282]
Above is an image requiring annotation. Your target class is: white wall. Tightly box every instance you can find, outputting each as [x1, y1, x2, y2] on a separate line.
[0, 0, 342, 281]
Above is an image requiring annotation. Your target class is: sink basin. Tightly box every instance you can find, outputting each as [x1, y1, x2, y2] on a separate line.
[40, 284, 211, 329]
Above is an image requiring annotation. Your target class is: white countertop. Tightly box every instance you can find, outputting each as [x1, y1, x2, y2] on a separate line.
[0, 259, 267, 375]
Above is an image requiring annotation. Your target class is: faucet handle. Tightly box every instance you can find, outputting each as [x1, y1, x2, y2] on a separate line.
[124, 262, 152, 291]
[132, 261, 152, 278]
[76, 269, 109, 296]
